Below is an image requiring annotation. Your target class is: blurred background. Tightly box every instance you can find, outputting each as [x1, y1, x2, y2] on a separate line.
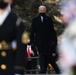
[12, 0, 64, 37]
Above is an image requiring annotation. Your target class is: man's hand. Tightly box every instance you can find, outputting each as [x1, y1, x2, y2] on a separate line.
[14, 74, 22, 75]
[31, 50, 34, 56]
[52, 53, 56, 57]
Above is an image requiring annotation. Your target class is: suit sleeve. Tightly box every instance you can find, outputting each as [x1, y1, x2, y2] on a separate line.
[30, 19, 38, 55]
[50, 18, 57, 52]
[15, 19, 26, 74]
[30, 19, 36, 46]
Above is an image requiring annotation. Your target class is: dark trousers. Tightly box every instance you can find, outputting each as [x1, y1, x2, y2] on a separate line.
[39, 53, 60, 74]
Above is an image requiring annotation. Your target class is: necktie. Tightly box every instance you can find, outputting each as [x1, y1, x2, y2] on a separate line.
[27, 46, 31, 58]
[41, 16, 43, 22]
[27, 46, 31, 61]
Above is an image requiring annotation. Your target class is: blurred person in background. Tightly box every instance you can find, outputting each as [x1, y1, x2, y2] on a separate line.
[58, 0, 76, 74]
[0, 0, 26, 75]
[22, 31, 38, 74]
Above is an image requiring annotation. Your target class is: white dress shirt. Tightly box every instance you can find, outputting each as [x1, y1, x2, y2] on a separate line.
[41, 16, 44, 22]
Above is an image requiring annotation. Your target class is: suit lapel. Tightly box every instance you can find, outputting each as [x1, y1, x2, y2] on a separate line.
[38, 16, 42, 23]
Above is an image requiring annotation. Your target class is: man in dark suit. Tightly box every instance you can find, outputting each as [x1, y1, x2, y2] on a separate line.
[30, 5, 60, 74]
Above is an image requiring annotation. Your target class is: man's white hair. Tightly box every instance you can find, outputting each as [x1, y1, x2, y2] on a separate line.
[39, 5, 46, 10]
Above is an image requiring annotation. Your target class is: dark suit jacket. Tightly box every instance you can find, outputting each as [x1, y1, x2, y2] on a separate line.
[0, 12, 26, 74]
[30, 15, 57, 55]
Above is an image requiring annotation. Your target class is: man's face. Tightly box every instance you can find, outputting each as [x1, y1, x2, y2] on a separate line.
[38, 6, 46, 14]
[60, 11, 71, 24]
[3, 0, 13, 4]
[60, 14, 69, 24]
